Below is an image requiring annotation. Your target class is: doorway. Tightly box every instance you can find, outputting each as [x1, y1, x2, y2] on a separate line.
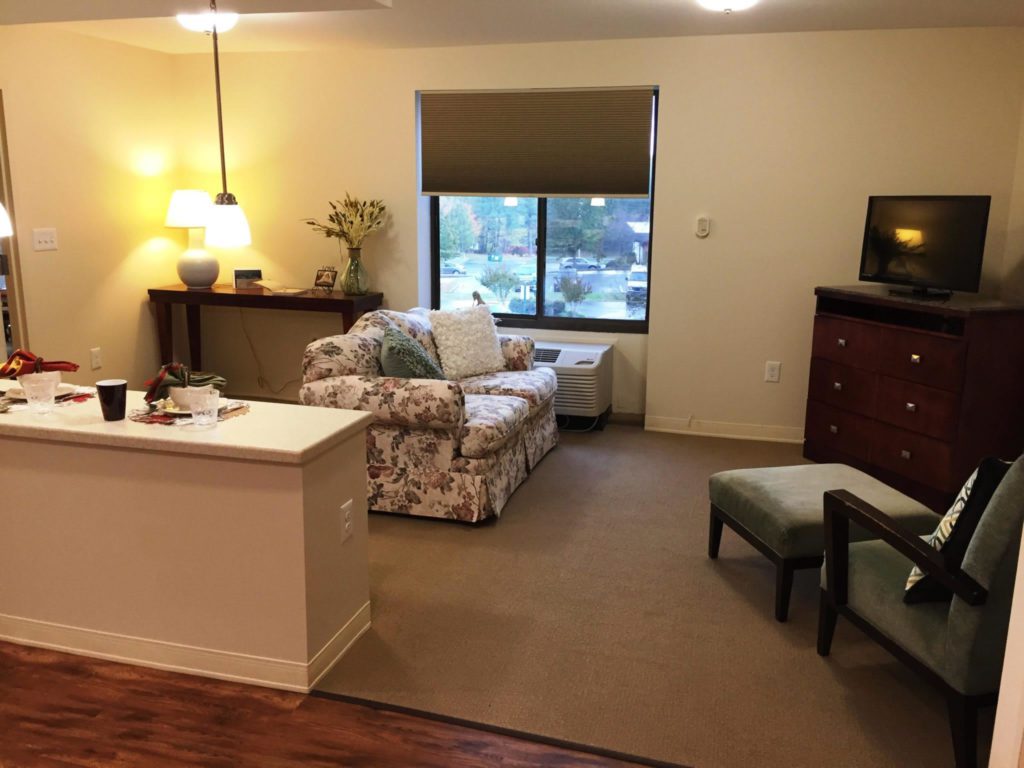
[0, 89, 26, 358]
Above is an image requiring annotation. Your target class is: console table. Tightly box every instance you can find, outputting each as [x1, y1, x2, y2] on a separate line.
[148, 284, 383, 370]
[803, 285, 1024, 511]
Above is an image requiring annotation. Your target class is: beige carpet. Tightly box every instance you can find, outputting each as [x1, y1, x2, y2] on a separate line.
[317, 426, 991, 768]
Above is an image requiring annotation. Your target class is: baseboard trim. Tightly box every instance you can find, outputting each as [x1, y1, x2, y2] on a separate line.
[308, 601, 372, 689]
[644, 415, 804, 444]
[0, 604, 371, 693]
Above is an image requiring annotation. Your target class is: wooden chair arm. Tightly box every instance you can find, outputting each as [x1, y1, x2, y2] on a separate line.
[823, 489, 987, 607]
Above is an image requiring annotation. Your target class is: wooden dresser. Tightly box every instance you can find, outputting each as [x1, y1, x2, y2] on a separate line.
[804, 285, 1024, 511]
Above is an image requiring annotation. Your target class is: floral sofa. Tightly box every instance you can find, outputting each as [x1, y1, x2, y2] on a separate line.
[299, 310, 558, 523]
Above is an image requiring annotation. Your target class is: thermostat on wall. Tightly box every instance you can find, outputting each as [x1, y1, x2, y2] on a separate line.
[234, 268, 263, 289]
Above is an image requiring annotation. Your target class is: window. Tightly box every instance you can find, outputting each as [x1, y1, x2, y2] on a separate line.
[422, 87, 658, 332]
[433, 196, 652, 330]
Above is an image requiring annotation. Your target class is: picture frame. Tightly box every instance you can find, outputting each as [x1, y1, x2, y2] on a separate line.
[313, 265, 338, 292]
[233, 268, 263, 289]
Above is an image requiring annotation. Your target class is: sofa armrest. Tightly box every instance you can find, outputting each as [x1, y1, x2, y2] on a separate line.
[302, 334, 381, 383]
[823, 489, 987, 607]
[299, 375, 465, 430]
[498, 335, 535, 371]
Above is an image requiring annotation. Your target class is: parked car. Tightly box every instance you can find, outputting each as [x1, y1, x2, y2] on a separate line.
[559, 255, 603, 271]
[440, 263, 466, 277]
[626, 264, 648, 304]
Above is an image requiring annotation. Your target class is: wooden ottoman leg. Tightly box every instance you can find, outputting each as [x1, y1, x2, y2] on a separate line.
[708, 506, 724, 559]
[775, 559, 795, 622]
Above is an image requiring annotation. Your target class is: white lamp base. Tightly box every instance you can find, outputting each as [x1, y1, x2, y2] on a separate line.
[177, 249, 219, 289]
[177, 228, 219, 289]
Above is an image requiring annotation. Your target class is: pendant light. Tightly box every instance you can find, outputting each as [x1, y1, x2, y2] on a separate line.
[180, 1, 251, 249]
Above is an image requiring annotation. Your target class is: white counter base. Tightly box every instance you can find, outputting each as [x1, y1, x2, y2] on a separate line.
[0, 386, 373, 691]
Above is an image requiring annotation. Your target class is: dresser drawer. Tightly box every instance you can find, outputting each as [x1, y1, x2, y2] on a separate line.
[808, 358, 878, 416]
[876, 327, 966, 392]
[812, 315, 879, 369]
[875, 376, 959, 442]
[805, 400, 874, 463]
[871, 423, 954, 491]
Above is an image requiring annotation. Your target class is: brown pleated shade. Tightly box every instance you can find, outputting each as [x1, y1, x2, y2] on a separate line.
[420, 87, 656, 198]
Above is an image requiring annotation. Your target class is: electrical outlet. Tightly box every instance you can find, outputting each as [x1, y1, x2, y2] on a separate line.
[32, 228, 58, 252]
[340, 500, 354, 543]
[89, 347, 102, 370]
[764, 360, 782, 383]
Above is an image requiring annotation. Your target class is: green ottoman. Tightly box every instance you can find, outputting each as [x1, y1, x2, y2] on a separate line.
[708, 464, 938, 622]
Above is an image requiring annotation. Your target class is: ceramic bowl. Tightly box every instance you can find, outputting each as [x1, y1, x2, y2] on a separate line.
[168, 385, 214, 411]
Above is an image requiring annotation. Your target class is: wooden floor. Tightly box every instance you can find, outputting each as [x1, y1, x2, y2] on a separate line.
[0, 642, 644, 768]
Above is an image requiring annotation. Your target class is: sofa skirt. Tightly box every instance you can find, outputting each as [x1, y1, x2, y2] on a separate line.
[368, 437, 528, 523]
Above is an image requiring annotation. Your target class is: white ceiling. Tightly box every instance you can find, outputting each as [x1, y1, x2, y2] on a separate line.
[5, 0, 1024, 54]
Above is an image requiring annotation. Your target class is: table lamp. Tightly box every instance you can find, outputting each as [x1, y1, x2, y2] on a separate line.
[165, 189, 216, 289]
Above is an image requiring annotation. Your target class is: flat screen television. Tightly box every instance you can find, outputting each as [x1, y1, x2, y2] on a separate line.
[858, 195, 991, 297]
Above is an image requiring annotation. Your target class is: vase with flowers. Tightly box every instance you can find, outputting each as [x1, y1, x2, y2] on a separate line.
[304, 193, 388, 295]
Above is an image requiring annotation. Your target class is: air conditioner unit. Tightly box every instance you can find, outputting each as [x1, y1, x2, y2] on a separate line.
[533, 341, 613, 418]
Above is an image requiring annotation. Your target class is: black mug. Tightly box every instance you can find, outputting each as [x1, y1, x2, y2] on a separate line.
[96, 379, 128, 421]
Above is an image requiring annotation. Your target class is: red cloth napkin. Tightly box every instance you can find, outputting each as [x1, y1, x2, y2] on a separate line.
[0, 349, 80, 379]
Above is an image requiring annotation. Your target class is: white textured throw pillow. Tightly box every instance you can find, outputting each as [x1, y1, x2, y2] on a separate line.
[429, 305, 505, 380]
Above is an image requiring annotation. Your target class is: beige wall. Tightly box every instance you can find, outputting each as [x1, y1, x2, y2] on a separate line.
[1003, 93, 1024, 299]
[0, 27, 178, 387]
[166, 28, 1024, 424]
[2, 26, 1023, 426]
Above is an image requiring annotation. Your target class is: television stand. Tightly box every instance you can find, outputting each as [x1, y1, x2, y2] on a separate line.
[804, 284, 1024, 511]
[887, 286, 952, 301]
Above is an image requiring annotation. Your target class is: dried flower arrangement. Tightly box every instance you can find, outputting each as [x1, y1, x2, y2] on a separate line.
[304, 193, 388, 249]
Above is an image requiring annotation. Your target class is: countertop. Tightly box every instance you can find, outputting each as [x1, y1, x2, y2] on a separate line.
[0, 382, 373, 465]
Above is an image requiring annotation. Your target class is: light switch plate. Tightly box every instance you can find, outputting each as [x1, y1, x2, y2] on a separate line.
[32, 228, 58, 251]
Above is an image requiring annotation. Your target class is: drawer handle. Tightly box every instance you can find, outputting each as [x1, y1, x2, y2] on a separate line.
[900, 449, 912, 460]
[833, 381, 843, 391]
[910, 354, 922, 365]
[829, 424, 839, 434]
[905, 402, 917, 413]
[837, 338, 847, 348]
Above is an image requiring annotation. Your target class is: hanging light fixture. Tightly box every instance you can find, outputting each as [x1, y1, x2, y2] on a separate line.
[179, 1, 251, 249]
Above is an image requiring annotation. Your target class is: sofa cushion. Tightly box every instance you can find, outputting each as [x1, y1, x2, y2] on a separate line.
[460, 394, 529, 459]
[460, 368, 557, 411]
[429, 306, 506, 380]
[380, 326, 445, 380]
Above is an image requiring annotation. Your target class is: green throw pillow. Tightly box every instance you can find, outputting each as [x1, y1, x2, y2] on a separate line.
[380, 326, 445, 380]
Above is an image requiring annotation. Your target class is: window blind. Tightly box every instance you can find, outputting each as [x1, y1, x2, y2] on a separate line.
[420, 87, 655, 198]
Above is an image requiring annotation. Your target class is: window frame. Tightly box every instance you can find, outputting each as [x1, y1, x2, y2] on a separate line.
[428, 90, 658, 334]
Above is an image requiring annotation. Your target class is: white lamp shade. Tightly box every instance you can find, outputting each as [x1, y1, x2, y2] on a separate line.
[205, 202, 252, 248]
[0, 202, 12, 237]
[165, 190, 213, 228]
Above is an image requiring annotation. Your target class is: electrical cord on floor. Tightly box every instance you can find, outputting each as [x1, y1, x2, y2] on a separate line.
[238, 309, 301, 395]
[556, 414, 604, 433]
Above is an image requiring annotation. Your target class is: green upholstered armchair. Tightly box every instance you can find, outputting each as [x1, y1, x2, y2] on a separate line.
[817, 456, 1024, 768]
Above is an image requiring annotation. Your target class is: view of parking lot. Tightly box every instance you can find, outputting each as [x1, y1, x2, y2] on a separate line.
[438, 195, 651, 320]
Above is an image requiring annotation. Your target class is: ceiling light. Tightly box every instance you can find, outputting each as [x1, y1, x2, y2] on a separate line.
[177, 11, 239, 33]
[697, 0, 759, 12]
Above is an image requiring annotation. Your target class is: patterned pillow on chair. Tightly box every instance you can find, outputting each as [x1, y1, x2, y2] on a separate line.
[904, 457, 1012, 603]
